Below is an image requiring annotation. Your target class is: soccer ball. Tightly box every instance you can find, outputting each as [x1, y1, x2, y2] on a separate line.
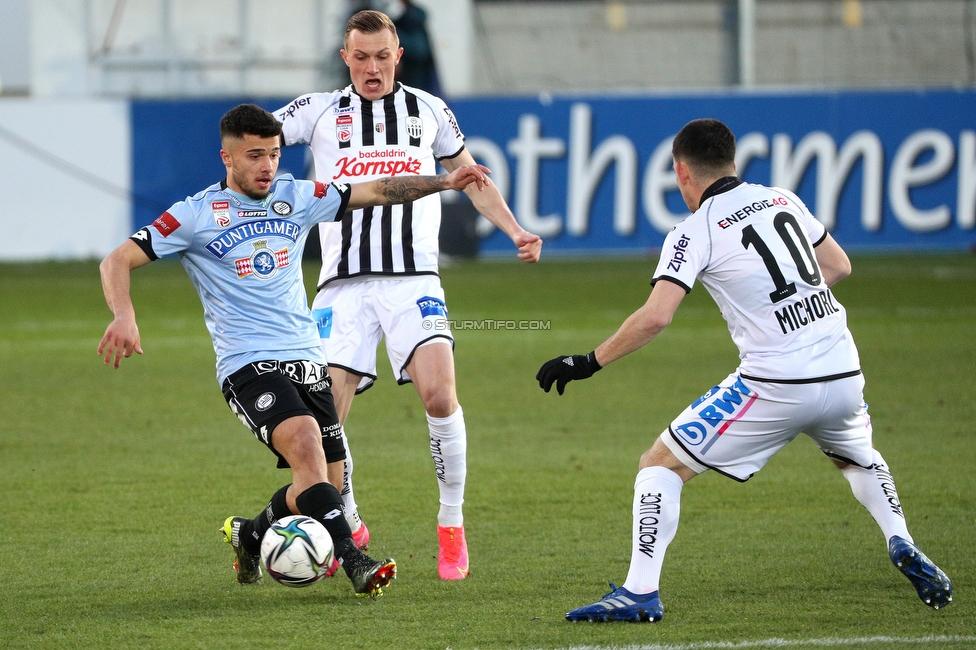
[260, 515, 334, 587]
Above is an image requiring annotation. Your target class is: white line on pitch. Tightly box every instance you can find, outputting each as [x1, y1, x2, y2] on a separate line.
[545, 635, 976, 650]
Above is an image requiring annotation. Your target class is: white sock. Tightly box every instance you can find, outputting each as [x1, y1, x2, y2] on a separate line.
[338, 427, 362, 532]
[622, 466, 684, 595]
[841, 449, 912, 545]
[428, 405, 467, 527]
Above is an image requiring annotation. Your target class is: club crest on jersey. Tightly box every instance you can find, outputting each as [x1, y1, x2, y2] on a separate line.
[375, 123, 385, 134]
[211, 201, 231, 227]
[406, 116, 423, 140]
[235, 240, 290, 280]
[336, 115, 353, 143]
[417, 296, 447, 318]
[271, 201, 292, 216]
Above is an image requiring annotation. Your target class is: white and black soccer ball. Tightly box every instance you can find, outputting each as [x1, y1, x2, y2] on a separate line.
[260, 515, 334, 587]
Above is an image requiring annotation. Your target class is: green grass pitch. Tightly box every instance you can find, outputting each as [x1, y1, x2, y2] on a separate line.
[0, 254, 973, 649]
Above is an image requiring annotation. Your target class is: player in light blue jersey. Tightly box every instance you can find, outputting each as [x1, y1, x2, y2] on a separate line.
[98, 103, 490, 598]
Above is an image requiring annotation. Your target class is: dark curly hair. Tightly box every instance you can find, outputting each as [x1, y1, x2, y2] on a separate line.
[219, 104, 282, 141]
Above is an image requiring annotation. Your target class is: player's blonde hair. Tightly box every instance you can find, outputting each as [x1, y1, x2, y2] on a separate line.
[344, 10, 399, 49]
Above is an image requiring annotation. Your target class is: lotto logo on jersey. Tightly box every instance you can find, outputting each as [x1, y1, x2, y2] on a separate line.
[671, 376, 758, 454]
[336, 115, 353, 143]
[151, 212, 182, 237]
[211, 201, 231, 227]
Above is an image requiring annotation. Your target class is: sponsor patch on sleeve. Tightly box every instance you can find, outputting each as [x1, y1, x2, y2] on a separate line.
[313, 181, 329, 199]
[151, 211, 182, 237]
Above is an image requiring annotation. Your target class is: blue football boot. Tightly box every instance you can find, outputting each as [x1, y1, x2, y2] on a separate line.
[889, 536, 952, 609]
[565, 584, 664, 622]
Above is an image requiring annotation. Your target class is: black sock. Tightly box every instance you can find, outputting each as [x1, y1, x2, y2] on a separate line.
[295, 482, 357, 560]
[238, 484, 292, 557]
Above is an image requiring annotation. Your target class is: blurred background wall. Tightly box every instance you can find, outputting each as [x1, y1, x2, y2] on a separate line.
[1, 0, 974, 259]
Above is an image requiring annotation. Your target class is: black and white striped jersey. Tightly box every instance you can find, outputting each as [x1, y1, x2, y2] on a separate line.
[275, 83, 466, 289]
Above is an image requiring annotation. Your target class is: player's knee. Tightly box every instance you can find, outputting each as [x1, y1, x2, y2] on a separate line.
[274, 420, 326, 467]
[639, 435, 694, 479]
[421, 389, 458, 419]
[639, 447, 664, 470]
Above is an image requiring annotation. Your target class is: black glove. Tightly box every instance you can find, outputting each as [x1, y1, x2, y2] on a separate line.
[536, 351, 602, 395]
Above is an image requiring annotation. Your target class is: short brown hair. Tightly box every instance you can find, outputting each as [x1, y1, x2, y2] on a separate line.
[344, 10, 398, 48]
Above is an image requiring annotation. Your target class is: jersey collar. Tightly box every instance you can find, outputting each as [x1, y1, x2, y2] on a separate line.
[349, 81, 401, 101]
[699, 176, 742, 205]
[218, 179, 272, 207]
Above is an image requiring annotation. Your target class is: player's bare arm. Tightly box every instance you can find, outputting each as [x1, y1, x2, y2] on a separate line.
[594, 279, 687, 367]
[98, 240, 152, 369]
[537, 279, 685, 395]
[441, 151, 542, 263]
[813, 233, 852, 287]
[346, 163, 491, 210]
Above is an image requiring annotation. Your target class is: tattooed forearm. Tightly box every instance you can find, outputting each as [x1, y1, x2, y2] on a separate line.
[375, 174, 447, 204]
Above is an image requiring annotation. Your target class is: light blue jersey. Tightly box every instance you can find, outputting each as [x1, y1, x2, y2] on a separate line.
[130, 174, 351, 384]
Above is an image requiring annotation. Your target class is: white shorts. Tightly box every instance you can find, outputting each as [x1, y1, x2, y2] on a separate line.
[310, 275, 453, 392]
[661, 371, 874, 482]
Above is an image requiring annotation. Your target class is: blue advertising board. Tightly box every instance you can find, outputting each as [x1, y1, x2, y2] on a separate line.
[131, 99, 310, 229]
[132, 89, 976, 254]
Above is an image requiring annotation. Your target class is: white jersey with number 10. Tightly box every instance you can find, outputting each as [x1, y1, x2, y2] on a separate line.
[652, 181, 860, 382]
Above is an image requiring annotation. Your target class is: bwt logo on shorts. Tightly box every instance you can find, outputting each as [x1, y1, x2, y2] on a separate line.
[672, 376, 758, 453]
[667, 234, 692, 273]
[417, 296, 447, 319]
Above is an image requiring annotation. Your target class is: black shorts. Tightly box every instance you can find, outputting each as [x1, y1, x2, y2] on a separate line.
[221, 360, 344, 469]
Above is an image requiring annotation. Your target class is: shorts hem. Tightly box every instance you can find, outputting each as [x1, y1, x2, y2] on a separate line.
[397, 335, 454, 385]
[664, 428, 753, 483]
[325, 362, 377, 394]
[821, 449, 872, 469]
